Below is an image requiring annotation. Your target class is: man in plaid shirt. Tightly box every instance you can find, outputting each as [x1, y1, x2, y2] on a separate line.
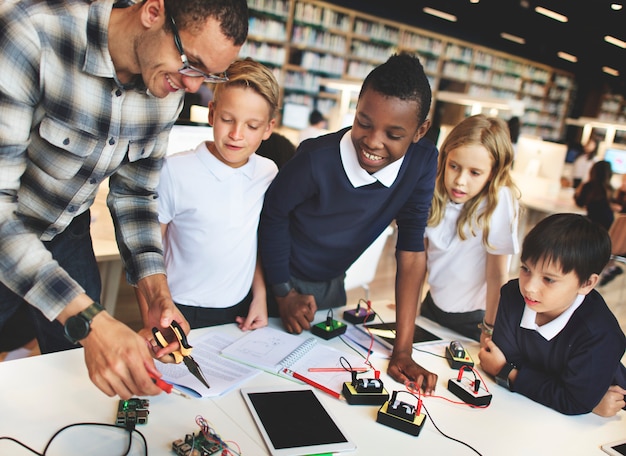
[0, 0, 248, 399]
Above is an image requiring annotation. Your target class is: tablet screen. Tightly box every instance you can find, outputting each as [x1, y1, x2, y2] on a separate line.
[241, 386, 356, 456]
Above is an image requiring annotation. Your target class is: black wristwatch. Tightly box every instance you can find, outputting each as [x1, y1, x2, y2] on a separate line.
[64, 302, 105, 345]
[495, 362, 517, 390]
[272, 281, 293, 298]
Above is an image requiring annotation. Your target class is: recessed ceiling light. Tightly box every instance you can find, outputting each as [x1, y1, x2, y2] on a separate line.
[557, 51, 577, 63]
[534, 6, 568, 22]
[500, 32, 526, 45]
[603, 66, 619, 76]
[422, 7, 457, 22]
[605, 35, 626, 48]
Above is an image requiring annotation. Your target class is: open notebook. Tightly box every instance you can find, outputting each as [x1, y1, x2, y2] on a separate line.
[221, 326, 367, 397]
[156, 330, 260, 398]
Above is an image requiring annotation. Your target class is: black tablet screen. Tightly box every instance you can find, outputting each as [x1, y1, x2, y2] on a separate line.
[247, 390, 348, 449]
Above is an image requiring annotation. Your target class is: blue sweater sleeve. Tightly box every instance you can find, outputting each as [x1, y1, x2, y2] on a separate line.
[494, 280, 626, 415]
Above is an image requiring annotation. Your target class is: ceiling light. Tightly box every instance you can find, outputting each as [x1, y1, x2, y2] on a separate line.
[603, 66, 619, 76]
[557, 51, 577, 63]
[500, 32, 525, 45]
[422, 7, 457, 22]
[611, 3, 623, 11]
[605, 35, 626, 48]
[534, 6, 568, 22]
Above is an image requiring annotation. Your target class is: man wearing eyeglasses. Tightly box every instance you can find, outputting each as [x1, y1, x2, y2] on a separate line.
[0, 0, 247, 399]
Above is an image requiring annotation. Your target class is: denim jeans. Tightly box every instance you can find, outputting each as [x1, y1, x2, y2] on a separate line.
[0, 210, 102, 353]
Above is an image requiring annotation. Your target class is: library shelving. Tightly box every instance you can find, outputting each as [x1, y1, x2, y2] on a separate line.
[240, 0, 576, 140]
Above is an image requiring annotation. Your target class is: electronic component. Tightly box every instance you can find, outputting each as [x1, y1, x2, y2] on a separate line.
[342, 371, 389, 405]
[445, 340, 474, 369]
[342, 304, 375, 324]
[172, 432, 221, 456]
[376, 391, 426, 436]
[115, 398, 149, 429]
[447, 367, 492, 406]
[311, 314, 347, 340]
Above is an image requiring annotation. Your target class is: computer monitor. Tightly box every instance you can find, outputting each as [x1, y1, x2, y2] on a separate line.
[512, 135, 567, 182]
[601, 143, 626, 175]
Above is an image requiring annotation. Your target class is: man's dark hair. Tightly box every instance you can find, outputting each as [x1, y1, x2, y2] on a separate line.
[359, 52, 432, 125]
[165, 0, 248, 46]
[521, 213, 611, 284]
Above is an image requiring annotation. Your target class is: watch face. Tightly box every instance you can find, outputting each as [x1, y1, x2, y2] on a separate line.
[64, 315, 90, 343]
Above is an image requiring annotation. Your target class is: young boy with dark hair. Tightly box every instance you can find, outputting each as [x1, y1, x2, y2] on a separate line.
[479, 213, 626, 416]
[259, 52, 438, 392]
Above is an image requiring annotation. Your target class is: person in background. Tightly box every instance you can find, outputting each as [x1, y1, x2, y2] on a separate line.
[138, 58, 279, 332]
[0, 0, 248, 399]
[259, 52, 439, 393]
[479, 213, 626, 417]
[422, 115, 520, 344]
[507, 116, 520, 162]
[256, 132, 297, 169]
[574, 160, 617, 231]
[298, 109, 330, 144]
[572, 135, 600, 189]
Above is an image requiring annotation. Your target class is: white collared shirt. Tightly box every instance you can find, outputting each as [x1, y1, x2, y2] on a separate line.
[520, 294, 585, 340]
[339, 131, 404, 188]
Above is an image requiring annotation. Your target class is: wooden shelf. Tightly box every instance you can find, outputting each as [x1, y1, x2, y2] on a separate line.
[241, 0, 576, 140]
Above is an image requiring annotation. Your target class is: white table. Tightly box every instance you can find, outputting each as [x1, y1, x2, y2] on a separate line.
[0, 302, 623, 456]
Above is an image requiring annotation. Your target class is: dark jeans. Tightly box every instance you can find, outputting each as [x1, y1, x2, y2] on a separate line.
[420, 291, 483, 341]
[0, 210, 102, 354]
[177, 290, 253, 329]
[267, 274, 346, 318]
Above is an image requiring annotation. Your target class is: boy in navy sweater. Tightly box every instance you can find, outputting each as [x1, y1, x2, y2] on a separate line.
[479, 213, 626, 416]
[259, 53, 438, 392]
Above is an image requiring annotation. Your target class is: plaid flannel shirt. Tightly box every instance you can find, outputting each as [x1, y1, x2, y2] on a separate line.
[0, 0, 183, 320]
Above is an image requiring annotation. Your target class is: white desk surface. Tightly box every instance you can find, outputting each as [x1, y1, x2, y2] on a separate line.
[0, 302, 623, 456]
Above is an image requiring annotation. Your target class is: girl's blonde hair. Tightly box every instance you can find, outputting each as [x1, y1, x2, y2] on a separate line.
[211, 57, 280, 119]
[428, 114, 520, 246]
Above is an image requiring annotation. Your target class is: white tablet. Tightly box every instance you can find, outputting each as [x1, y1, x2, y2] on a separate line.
[602, 439, 626, 456]
[241, 385, 357, 456]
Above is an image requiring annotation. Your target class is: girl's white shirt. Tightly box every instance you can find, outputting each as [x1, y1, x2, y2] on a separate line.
[425, 186, 519, 313]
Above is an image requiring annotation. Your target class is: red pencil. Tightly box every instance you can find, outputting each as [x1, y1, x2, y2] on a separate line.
[283, 368, 342, 400]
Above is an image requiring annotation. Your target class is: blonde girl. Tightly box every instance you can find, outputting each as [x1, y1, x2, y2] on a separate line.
[421, 114, 520, 344]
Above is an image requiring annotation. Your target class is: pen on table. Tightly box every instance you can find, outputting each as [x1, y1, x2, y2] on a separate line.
[283, 368, 342, 400]
[149, 372, 190, 399]
[308, 367, 368, 373]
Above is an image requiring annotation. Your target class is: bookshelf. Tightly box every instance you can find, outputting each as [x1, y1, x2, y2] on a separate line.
[240, 0, 576, 141]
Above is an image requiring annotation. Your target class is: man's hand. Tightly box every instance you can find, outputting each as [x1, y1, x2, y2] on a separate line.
[136, 274, 190, 361]
[592, 385, 626, 417]
[388, 350, 438, 394]
[81, 311, 163, 399]
[276, 290, 316, 334]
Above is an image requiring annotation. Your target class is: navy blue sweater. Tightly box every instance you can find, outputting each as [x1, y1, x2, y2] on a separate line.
[494, 279, 626, 415]
[259, 127, 437, 284]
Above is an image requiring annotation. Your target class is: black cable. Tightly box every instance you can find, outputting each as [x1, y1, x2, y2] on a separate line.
[421, 403, 482, 456]
[1, 422, 148, 456]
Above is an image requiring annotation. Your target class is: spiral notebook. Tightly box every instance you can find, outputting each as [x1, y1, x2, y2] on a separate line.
[220, 326, 365, 396]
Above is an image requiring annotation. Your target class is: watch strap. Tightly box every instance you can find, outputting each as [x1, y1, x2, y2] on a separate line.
[80, 301, 105, 321]
[496, 362, 516, 390]
[272, 281, 293, 298]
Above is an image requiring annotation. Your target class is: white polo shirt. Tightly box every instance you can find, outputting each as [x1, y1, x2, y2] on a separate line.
[425, 186, 519, 313]
[157, 142, 277, 307]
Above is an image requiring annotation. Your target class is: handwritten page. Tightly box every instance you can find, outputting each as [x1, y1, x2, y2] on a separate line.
[157, 331, 261, 398]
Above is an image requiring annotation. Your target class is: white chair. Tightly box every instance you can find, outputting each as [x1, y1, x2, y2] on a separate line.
[344, 225, 394, 298]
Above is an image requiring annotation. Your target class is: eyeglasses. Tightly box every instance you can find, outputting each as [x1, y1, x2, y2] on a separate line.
[168, 14, 229, 83]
